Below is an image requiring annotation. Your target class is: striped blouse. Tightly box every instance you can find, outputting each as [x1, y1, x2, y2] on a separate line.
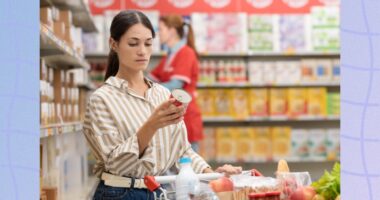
[83, 76, 210, 178]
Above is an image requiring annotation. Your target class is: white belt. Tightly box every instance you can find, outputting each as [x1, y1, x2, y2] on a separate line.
[101, 172, 147, 189]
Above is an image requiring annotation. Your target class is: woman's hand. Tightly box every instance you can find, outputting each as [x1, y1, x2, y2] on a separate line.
[215, 164, 242, 177]
[146, 99, 186, 131]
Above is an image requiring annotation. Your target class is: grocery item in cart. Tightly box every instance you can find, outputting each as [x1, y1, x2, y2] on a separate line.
[176, 157, 201, 199]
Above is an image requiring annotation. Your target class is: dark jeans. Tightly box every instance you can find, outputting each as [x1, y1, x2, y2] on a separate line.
[93, 180, 162, 200]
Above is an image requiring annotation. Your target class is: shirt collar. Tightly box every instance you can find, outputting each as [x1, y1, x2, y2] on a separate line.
[105, 76, 154, 91]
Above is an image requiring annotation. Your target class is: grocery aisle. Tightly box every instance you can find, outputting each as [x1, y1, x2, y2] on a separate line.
[40, 0, 340, 200]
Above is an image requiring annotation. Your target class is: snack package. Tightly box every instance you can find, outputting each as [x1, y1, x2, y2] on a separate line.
[290, 129, 310, 161]
[236, 128, 255, 162]
[230, 89, 250, 119]
[199, 127, 216, 161]
[271, 127, 292, 160]
[214, 89, 233, 117]
[269, 89, 288, 116]
[197, 89, 215, 117]
[308, 129, 327, 161]
[253, 127, 272, 162]
[287, 88, 307, 117]
[307, 88, 327, 117]
[248, 89, 269, 117]
[216, 128, 236, 162]
[326, 128, 340, 160]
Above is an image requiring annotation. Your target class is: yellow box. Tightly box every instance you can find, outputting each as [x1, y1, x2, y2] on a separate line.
[235, 127, 255, 162]
[196, 89, 215, 117]
[199, 127, 216, 161]
[307, 88, 327, 116]
[230, 89, 250, 119]
[248, 89, 268, 117]
[269, 89, 287, 116]
[271, 127, 292, 160]
[214, 89, 233, 117]
[216, 128, 236, 162]
[253, 127, 272, 161]
[287, 88, 307, 117]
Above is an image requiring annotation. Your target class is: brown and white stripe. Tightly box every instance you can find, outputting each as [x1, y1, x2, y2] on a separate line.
[83, 76, 209, 178]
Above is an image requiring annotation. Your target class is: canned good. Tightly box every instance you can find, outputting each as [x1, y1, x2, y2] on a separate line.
[170, 89, 192, 107]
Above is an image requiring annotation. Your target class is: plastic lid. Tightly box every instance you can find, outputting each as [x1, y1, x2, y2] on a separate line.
[179, 157, 192, 164]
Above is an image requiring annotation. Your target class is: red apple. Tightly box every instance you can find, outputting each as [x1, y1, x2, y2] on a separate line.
[290, 186, 316, 200]
[209, 177, 234, 192]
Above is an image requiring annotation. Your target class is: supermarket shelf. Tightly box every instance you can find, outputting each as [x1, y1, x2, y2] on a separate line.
[40, 24, 90, 70]
[40, 0, 97, 32]
[40, 122, 83, 138]
[197, 81, 340, 88]
[208, 159, 338, 164]
[78, 82, 97, 91]
[86, 51, 339, 59]
[203, 116, 340, 123]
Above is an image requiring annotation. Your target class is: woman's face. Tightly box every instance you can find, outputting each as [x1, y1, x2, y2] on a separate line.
[159, 21, 171, 45]
[113, 23, 153, 72]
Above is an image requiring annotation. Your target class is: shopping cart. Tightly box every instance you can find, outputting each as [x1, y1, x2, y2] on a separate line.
[144, 173, 223, 200]
[144, 170, 263, 200]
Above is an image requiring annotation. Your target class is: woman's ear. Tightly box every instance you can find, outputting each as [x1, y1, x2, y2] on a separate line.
[109, 37, 118, 52]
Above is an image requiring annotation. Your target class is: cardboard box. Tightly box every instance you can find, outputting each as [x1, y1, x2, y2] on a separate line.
[248, 89, 268, 117]
[200, 127, 216, 161]
[230, 89, 249, 119]
[290, 129, 310, 161]
[53, 21, 65, 40]
[214, 89, 233, 117]
[253, 127, 272, 161]
[307, 88, 327, 116]
[314, 59, 332, 82]
[308, 129, 327, 161]
[59, 10, 72, 27]
[196, 89, 215, 117]
[326, 129, 340, 160]
[235, 127, 254, 162]
[248, 61, 264, 85]
[287, 88, 307, 117]
[269, 89, 287, 116]
[40, 7, 53, 30]
[216, 128, 236, 162]
[271, 127, 292, 160]
[53, 69, 63, 122]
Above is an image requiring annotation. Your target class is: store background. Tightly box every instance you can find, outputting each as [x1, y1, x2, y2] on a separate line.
[0, 0, 379, 199]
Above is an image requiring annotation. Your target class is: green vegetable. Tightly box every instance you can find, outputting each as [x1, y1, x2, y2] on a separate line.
[312, 162, 340, 200]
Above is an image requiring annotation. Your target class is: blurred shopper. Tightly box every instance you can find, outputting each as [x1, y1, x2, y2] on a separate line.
[83, 10, 241, 200]
[149, 15, 203, 152]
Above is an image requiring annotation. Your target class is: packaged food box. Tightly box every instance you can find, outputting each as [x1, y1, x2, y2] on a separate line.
[214, 89, 233, 117]
[216, 128, 236, 162]
[248, 89, 268, 117]
[271, 127, 292, 160]
[230, 89, 250, 119]
[196, 89, 215, 117]
[235, 127, 255, 162]
[287, 88, 307, 117]
[308, 129, 327, 161]
[290, 129, 310, 161]
[253, 127, 272, 162]
[269, 89, 287, 116]
[326, 128, 340, 161]
[307, 88, 327, 117]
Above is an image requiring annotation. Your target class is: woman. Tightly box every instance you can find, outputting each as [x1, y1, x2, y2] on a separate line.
[83, 10, 241, 200]
[149, 15, 203, 152]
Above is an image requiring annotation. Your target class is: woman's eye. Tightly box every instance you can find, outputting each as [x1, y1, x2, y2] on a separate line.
[145, 43, 152, 47]
[128, 43, 138, 47]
